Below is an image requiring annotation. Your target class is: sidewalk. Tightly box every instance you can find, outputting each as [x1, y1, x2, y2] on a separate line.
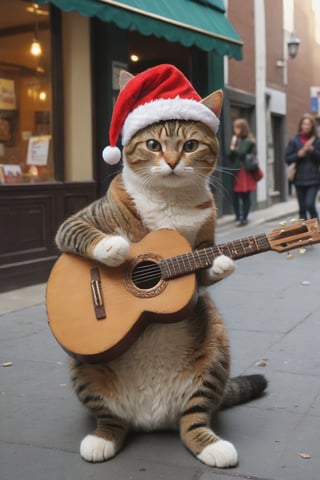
[217, 196, 299, 231]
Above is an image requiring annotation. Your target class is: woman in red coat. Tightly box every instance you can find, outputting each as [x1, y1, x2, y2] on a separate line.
[229, 118, 257, 226]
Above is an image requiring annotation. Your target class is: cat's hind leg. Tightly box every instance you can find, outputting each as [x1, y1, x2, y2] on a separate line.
[179, 295, 238, 467]
[70, 360, 129, 462]
[80, 414, 129, 463]
[180, 399, 238, 468]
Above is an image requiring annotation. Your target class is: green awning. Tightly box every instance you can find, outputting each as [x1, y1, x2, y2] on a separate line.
[39, 0, 243, 59]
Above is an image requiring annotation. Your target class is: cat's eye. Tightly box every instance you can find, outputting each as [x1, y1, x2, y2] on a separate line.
[183, 140, 198, 152]
[146, 139, 161, 152]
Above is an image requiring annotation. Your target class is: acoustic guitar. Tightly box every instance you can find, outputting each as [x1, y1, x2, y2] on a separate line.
[46, 219, 320, 363]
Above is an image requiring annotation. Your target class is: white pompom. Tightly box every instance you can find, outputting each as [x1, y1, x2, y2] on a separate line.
[102, 146, 121, 165]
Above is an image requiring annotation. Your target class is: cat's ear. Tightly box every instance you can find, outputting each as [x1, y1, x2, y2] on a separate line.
[201, 90, 223, 118]
[119, 70, 134, 91]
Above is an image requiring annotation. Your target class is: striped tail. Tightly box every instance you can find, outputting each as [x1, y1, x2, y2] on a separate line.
[221, 374, 267, 409]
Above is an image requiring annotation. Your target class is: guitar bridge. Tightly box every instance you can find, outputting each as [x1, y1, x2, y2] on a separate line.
[90, 267, 106, 320]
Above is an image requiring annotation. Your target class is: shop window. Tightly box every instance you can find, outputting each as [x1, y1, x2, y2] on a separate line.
[0, 1, 54, 184]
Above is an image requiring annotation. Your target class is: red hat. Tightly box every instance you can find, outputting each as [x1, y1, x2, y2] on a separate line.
[102, 64, 220, 165]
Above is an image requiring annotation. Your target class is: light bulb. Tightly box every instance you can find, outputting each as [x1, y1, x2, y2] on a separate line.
[30, 38, 42, 56]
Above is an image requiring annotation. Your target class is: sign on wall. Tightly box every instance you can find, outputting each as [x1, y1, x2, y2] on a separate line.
[0, 79, 16, 110]
[26, 136, 51, 166]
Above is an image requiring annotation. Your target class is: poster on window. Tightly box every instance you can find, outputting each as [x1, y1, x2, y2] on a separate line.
[0, 164, 22, 184]
[0, 79, 16, 110]
[26, 135, 51, 166]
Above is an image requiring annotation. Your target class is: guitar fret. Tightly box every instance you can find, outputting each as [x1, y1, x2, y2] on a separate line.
[251, 235, 259, 250]
[221, 243, 232, 257]
[183, 253, 192, 273]
[166, 257, 179, 277]
[199, 248, 213, 266]
[204, 249, 212, 266]
[194, 249, 203, 269]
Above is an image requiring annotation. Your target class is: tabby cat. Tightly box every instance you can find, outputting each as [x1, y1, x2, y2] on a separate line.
[55, 69, 267, 467]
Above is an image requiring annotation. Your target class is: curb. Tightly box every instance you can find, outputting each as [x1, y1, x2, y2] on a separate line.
[217, 199, 299, 232]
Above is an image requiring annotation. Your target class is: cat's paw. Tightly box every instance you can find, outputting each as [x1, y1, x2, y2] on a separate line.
[80, 434, 116, 462]
[93, 236, 130, 266]
[197, 439, 238, 468]
[208, 255, 235, 283]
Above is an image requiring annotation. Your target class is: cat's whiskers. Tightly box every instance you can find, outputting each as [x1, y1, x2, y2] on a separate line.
[215, 166, 239, 178]
[180, 165, 194, 174]
[101, 164, 123, 185]
[208, 174, 234, 204]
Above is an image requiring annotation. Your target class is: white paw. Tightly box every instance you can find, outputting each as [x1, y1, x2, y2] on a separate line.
[210, 255, 235, 281]
[197, 439, 238, 468]
[80, 434, 116, 462]
[93, 236, 130, 266]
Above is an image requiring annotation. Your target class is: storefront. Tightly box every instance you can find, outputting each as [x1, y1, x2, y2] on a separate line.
[0, 0, 242, 291]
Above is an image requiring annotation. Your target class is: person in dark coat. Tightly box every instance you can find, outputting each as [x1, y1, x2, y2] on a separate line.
[285, 113, 320, 220]
[229, 118, 257, 226]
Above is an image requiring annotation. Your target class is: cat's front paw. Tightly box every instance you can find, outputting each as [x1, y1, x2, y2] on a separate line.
[197, 439, 238, 468]
[93, 236, 130, 266]
[208, 255, 235, 283]
[80, 434, 116, 462]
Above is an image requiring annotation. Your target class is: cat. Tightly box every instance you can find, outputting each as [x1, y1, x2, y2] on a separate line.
[55, 70, 267, 467]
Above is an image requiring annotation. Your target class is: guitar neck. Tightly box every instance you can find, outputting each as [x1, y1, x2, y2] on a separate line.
[160, 233, 271, 280]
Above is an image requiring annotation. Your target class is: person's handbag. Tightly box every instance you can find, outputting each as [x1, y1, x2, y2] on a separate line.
[287, 163, 296, 182]
[244, 153, 259, 172]
[252, 167, 264, 182]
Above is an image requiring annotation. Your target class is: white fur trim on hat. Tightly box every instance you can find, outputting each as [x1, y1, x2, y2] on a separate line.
[121, 97, 219, 146]
[102, 146, 121, 165]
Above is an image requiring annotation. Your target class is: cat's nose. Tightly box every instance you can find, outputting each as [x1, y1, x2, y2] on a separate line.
[165, 153, 179, 170]
[167, 161, 177, 170]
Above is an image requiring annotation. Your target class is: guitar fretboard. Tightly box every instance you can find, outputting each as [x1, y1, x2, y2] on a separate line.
[160, 234, 271, 280]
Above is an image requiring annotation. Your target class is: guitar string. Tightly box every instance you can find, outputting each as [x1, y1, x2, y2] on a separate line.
[117, 235, 270, 284]
[96, 236, 272, 297]
[90, 228, 313, 298]
[93, 236, 272, 293]
[89, 226, 317, 295]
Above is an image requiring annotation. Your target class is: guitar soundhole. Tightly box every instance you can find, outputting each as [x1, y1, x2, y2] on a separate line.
[125, 253, 167, 298]
[132, 260, 161, 290]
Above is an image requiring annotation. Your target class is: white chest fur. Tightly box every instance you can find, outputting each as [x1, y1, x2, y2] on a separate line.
[123, 171, 212, 247]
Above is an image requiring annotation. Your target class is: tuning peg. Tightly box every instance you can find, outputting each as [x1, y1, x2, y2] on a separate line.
[286, 252, 294, 260]
[290, 218, 299, 224]
[279, 221, 287, 226]
[299, 248, 306, 254]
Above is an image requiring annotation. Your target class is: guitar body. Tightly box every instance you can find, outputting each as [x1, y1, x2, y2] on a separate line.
[46, 229, 197, 362]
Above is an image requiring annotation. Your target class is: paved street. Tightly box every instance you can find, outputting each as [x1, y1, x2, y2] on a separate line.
[1, 199, 320, 480]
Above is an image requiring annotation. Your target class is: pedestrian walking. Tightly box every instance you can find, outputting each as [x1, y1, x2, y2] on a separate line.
[229, 118, 257, 226]
[285, 113, 320, 220]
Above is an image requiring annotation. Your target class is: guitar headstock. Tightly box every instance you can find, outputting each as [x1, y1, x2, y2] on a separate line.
[267, 218, 320, 253]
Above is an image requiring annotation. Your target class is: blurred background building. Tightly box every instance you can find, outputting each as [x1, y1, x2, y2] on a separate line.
[0, 0, 319, 290]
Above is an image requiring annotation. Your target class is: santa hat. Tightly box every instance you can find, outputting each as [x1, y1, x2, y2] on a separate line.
[102, 64, 220, 165]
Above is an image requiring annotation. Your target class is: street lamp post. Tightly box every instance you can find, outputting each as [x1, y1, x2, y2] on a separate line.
[287, 32, 301, 59]
[276, 31, 301, 69]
